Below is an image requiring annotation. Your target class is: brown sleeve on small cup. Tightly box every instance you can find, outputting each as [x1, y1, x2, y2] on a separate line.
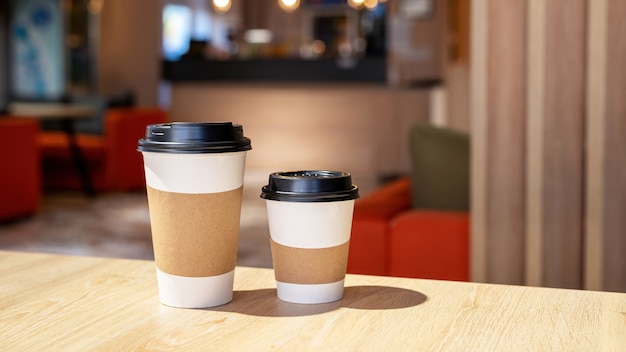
[270, 239, 350, 284]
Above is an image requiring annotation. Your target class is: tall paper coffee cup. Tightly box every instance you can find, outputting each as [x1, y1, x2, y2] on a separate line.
[138, 122, 251, 308]
[261, 171, 359, 304]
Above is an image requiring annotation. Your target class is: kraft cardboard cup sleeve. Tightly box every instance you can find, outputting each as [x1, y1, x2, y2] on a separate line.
[260, 170, 359, 304]
[138, 122, 251, 308]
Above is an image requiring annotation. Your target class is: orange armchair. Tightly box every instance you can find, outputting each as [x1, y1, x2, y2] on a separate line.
[39, 107, 168, 192]
[0, 118, 40, 221]
[348, 177, 412, 276]
[348, 124, 470, 281]
[348, 177, 470, 281]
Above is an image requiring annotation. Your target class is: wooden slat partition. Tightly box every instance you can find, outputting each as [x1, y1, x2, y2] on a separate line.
[526, 0, 586, 289]
[472, 0, 624, 291]
[469, 0, 488, 283]
[471, 0, 527, 285]
[601, 0, 626, 293]
[524, 0, 547, 288]
[585, 0, 626, 292]
[584, 0, 609, 292]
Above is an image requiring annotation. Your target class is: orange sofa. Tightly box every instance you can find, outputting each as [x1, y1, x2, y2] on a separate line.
[347, 177, 469, 281]
[39, 107, 168, 192]
[347, 124, 470, 281]
[0, 118, 41, 221]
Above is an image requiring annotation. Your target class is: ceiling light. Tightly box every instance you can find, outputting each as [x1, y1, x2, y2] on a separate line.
[212, 0, 231, 13]
[348, 0, 365, 9]
[364, 0, 378, 10]
[279, 0, 300, 12]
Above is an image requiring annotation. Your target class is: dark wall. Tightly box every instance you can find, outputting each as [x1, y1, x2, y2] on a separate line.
[0, 2, 7, 111]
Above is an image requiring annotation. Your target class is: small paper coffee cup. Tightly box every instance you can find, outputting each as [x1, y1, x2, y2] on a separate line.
[261, 171, 359, 304]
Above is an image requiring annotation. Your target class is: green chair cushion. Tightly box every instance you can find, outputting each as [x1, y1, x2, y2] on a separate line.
[409, 124, 470, 211]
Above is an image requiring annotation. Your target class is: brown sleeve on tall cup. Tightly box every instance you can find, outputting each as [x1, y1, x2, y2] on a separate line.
[270, 239, 350, 284]
[147, 186, 242, 277]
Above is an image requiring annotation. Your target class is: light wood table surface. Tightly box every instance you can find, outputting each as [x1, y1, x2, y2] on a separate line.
[1, 250, 624, 351]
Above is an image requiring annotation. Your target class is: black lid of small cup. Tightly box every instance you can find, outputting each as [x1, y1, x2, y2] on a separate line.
[137, 122, 251, 153]
[260, 170, 359, 202]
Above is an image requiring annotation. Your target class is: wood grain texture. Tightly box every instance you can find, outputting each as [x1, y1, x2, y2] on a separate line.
[527, 0, 586, 290]
[525, 0, 547, 288]
[585, 0, 609, 291]
[602, 0, 626, 293]
[469, 0, 488, 283]
[486, 0, 527, 285]
[541, 0, 586, 289]
[473, 0, 602, 290]
[1, 251, 625, 351]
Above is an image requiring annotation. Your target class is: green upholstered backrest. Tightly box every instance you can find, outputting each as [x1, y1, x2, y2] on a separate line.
[409, 124, 470, 211]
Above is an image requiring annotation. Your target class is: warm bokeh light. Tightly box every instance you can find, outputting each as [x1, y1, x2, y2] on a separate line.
[278, 0, 300, 12]
[364, 0, 379, 10]
[212, 0, 231, 13]
[347, 0, 365, 10]
[87, 0, 104, 14]
[243, 29, 273, 44]
[311, 40, 326, 55]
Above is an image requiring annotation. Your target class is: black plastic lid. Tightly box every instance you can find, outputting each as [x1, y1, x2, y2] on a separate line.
[260, 170, 359, 202]
[137, 122, 251, 153]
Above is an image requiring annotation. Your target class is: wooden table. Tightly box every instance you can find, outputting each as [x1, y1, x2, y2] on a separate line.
[9, 102, 96, 197]
[1, 251, 624, 351]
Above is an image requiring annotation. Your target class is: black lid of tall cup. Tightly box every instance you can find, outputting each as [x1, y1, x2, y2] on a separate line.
[138, 122, 252, 153]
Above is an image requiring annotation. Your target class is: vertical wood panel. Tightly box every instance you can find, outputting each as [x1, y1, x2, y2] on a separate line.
[586, 0, 626, 293]
[525, 0, 547, 287]
[485, 0, 527, 285]
[541, 0, 585, 289]
[602, 0, 626, 292]
[470, 0, 526, 285]
[473, 0, 624, 290]
[469, 0, 488, 283]
[526, 0, 586, 289]
[584, 0, 608, 292]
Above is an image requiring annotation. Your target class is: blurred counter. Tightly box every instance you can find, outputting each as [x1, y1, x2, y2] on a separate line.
[162, 58, 387, 83]
[166, 82, 439, 194]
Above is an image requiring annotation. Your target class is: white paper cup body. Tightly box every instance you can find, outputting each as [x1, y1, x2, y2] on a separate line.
[266, 199, 355, 304]
[142, 151, 246, 308]
[142, 152, 246, 194]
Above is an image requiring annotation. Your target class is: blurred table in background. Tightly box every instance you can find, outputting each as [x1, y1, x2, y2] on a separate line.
[9, 102, 96, 197]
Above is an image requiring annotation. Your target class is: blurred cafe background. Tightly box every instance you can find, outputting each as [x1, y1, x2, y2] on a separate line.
[0, 0, 624, 293]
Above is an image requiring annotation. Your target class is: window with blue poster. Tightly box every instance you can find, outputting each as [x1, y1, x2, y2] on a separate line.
[9, 0, 65, 100]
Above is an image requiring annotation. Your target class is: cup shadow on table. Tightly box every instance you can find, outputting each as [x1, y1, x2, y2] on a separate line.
[208, 286, 427, 317]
